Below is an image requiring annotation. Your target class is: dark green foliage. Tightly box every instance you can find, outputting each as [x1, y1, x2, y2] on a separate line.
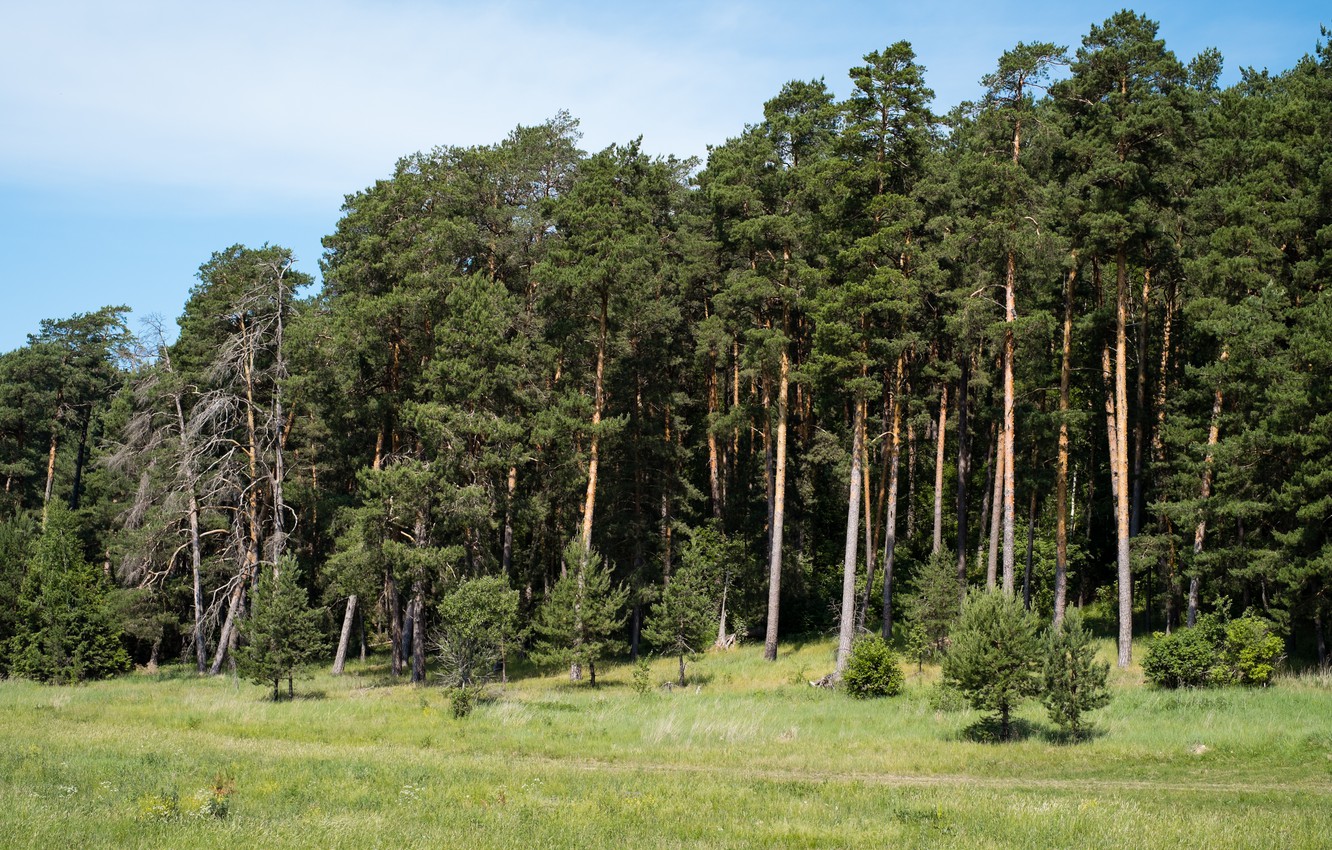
[1143, 611, 1285, 688]
[235, 559, 326, 700]
[531, 541, 627, 685]
[644, 564, 716, 687]
[906, 551, 961, 660]
[1041, 610, 1112, 736]
[7, 505, 129, 683]
[942, 590, 1041, 739]
[0, 513, 36, 675]
[435, 575, 520, 688]
[841, 634, 904, 698]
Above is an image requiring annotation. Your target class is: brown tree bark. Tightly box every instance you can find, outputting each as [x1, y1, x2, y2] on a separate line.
[1114, 247, 1133, 668]
[880, 357, 905, 639]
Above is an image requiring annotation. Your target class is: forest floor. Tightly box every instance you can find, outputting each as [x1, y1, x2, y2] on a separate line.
[2, 637, 1330, 849]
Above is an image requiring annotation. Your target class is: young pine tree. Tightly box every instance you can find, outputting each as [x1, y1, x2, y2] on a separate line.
[1041, 610, 1112, 738]
[8, 504, 129, 683]
[236, 558, 326, 700]
[531, 541, 627, 686]
[942, 589, 1041, 740]
[643, 564, 716, 687]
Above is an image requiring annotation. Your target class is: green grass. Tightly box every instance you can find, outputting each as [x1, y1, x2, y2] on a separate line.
[2, 638, 1330, 848]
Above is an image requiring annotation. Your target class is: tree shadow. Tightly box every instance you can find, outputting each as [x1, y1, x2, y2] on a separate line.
[956, 715, 1041, 743]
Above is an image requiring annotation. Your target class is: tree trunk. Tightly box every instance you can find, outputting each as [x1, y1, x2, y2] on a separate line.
[43, 429, 58, 509]
[387, 571, 403, 677]
[763, 343, 791, 662]
[956, 357, 970, 598]
[976, 423, 995, 590]
[502, 465, 517, 575]
[1023, 490, 1037, 610]
[1115, 246, 1133, 668]
[1189, 371, 1225, 627]
[932, 385, 948, 556]
[1055, 261, 1076, 627]
[859, 398, 876, 632]
[708, 353, 723, 519]
[209, 579, 245, 675]
[1316, 607, 1327, 668]
[987, 424, 1004, 590]
[835, 401, 864, 677]
[1001, 248, 1018, 596]
[411, 583, 426, 684]
[880, 358, 904, 639]
[332, 594, 357, 675]
[1130, 268, 1150, 538]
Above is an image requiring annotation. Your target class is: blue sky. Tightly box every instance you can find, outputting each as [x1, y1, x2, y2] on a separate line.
[1, 0, 1326, 353]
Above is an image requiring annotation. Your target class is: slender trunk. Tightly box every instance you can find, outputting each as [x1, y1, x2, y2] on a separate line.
[502, 465, 517, 575]
[1001, 247, 1018, 596]
[905, 415, 917, 539]
[69, 412, 91, 510]
[411, 582, 426, 684]
[332, 595, 357, 675]
[1131, 269, 1151, 537]
[580, 293, 608, 553]
[43, 429, 58, 508]
[763, 343, 791, 662]
[387, 570, 403, 677]
[572, 294, 609, 681]
[1054, 261, 1076, 627]
[1115, 246, 1132, 668]
[188, 491, 206, 673]
[1189, 369, 1225, 627]
[859, 398, 875, 632]
[880, 358, 904, 639]
[932, 385, 948, 555]
[835, 402, 864, 677]
[708, 354, 723, 519]
[987, 425, 1004, 590]
[976, 423, 995, 589]
[209, 580, 245, 675]
[956, 357, 970, 597]
[1023, 490, 1037, 610]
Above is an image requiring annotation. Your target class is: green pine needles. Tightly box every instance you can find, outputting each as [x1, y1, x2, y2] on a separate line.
[7, 504, 129, 683]
[236, 557, 326, 700]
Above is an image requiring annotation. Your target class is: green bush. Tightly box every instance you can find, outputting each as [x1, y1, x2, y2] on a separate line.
[1143, 612, 1284, 688]
[841, 634, 904, 698]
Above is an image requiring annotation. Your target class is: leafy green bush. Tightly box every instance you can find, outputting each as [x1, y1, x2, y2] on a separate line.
[1143, 612, 1284, 688]
[841, 634, 904, 698]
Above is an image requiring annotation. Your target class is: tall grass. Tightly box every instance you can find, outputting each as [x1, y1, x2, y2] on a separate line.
[2, 637, 1329, 848]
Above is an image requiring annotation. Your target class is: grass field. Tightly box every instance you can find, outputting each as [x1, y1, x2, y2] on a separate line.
[2, 637, 1330, 849]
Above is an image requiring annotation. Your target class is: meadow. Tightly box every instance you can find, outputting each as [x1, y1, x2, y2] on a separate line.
[2, 638, 1330, 849]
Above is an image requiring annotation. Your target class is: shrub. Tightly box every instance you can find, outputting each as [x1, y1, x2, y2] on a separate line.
[1041, 610, 1111, 737]
[1143, 612, 1283, 688]
[450, 686, 478, 719]
[842, 634, 904, 698]
[435, 575, 520, 688]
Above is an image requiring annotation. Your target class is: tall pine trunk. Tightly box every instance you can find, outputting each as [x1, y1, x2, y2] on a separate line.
[835, 401, 864, 676]
[762, 342, 791, 661]
[880, 357, 904, 639]
[1115, 247, 1132, 668]
[332, 595, 357, 675]
[1054, 261, 1076, 626]
[931, 385, 948, 555]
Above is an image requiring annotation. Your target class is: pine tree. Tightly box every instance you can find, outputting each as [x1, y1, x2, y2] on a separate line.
[8, 504, 130, 683]
[531, 541, 627, 686]
[1041, 610, 1111, 737]
[942, 589, 1041, 739]
[235, 558, 326, 700]
[643, 564, 716, 687]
